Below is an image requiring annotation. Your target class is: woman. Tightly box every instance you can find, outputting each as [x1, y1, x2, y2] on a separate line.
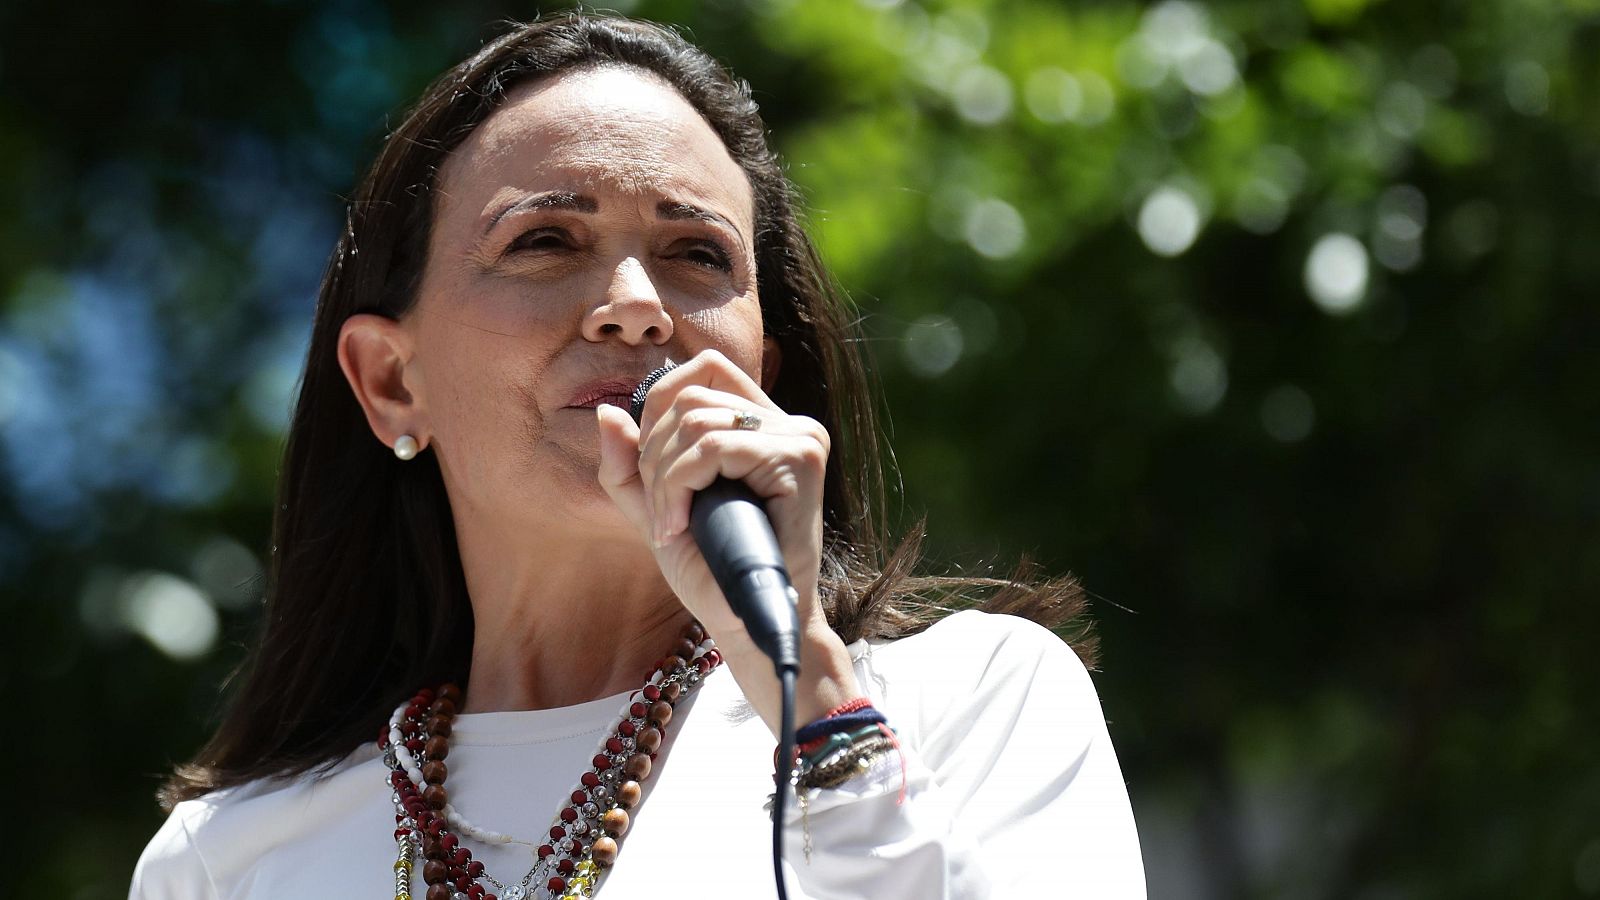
[132, 12, 1144, 899]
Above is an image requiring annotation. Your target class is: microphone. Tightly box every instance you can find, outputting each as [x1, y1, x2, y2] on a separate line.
[630, 361, 801, 675]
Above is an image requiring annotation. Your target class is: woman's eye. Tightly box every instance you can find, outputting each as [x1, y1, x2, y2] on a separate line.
[508, 228, 569, 253]
[682, 240, 733, 272]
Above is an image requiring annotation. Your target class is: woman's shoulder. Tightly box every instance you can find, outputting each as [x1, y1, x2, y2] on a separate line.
[855, 608, 1093, 690]
[129, 744, 385, 899]
[850, 610, 1102, 745]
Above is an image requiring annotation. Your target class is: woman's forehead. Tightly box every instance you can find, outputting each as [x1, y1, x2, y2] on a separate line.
[438, 67, 753, 232]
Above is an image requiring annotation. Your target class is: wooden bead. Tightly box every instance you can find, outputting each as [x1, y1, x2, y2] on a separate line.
[426, 716, 452, 737]
[422, 760, 448, 784]
[423, 860, 448, 885]
[662, 655, 686, 674]
[673, 638, 696, 660]
[600, 807, 630, 836]
[438, 684, 463, 704]
[649, 701, 673, 727]
[591, 836, 619, 867]
[636, 726, 662, 753]
[424, 736, 449, 760]
[616, 780, 643, 809]
[662, 682, 682, 701]
[682, 622, 705, 644]
[623, 753, 651, 780]
[423, 785, 448, 810]
[429, 698, 457, 718]
[426, 885, 452, 900]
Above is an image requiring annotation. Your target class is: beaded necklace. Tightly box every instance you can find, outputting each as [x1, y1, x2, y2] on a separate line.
[381, 621, 721, 900]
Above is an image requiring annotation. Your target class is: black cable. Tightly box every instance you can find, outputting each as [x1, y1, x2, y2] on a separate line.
[773, 666, 797, 900]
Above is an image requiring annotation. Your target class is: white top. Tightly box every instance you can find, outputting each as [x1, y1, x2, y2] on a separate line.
[130, 610, 1146, 899]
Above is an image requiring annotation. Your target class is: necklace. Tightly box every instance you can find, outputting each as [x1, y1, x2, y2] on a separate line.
[382, 620, 721, 900]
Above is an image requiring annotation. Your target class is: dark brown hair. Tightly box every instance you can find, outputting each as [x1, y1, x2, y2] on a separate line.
[161, 11, 1093, 809]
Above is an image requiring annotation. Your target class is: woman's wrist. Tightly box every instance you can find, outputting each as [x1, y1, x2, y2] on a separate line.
[716, 617, 864, 739]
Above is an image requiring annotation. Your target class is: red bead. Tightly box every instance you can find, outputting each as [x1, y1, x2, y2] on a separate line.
[549, 825, 565, 841]
[606, 736, 624, 753]
[557, 858, 575, 874]
[537, 844, 554, 859]
[643, 684, 661, 701]
[560, 807, 577, 823]
[467, 860, 484, 877]
[593, 753, 612, 770]
[451, 847, 469, 867]
[571, 790, 588, 804]
[581, 772, 600, 787]
[548, 878, 566, 893]
[394, 828, 411, 841]
[406, 704, 423, 719]
[454, 875, 473, 891]
[566, 839, 586, 857]
[706, 649, 722, 667]
[630, 701, 647, 717]
[405, 738, 424, 753]
[469, 885, 485, 900]
[439, 833, 458, 852]
[695, 657, 711, 674]
[424, 816, 444, 836]
[618, 720, 637, 737]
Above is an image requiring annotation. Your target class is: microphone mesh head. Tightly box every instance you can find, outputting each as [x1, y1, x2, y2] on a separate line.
[629, 361, 677, 425]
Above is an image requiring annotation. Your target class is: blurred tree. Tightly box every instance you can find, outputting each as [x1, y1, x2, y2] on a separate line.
[1, 0, 1596, 897]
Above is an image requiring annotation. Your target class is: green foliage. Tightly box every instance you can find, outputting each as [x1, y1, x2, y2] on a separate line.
[2, 0, 1597, 896]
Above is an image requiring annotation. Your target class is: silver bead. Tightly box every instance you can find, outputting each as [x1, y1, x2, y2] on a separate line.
[591, 785, 609, 800]
[571, 820, 589, 835]
[560, 837, 576, 853]
[582, 801, 599, 817]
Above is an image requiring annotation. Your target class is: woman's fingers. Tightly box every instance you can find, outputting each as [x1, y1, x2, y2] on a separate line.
[594, 402, 654, 542]
[652, 419, 829, 544]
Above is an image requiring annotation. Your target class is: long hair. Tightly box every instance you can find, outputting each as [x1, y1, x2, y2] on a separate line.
[161, 11, 1094, 809]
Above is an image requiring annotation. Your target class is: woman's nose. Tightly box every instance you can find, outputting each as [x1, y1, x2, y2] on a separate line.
[584, 256, 673, 345]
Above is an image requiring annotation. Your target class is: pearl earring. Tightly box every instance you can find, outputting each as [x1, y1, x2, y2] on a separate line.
[393, 435, 419, 460]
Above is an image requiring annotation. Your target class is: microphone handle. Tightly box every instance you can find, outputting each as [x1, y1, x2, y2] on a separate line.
[688, 477, 801, 672]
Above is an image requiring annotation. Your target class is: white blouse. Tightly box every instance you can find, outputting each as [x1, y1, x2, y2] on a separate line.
[130, 610, 1146, 899]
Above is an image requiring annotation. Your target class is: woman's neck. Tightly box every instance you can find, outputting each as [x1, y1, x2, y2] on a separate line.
[453, 512, 692, 714]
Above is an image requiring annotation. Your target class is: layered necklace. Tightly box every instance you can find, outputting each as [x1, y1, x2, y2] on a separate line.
[381, 620, 721, 900]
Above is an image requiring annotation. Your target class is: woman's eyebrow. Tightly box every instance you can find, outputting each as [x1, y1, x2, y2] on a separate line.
[657, 200, 747, 249]
[483, 191, 598, 235]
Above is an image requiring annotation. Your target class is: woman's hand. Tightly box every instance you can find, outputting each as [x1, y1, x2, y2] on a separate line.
[594, 348, 828, 644]
[595, 348, 860, 734]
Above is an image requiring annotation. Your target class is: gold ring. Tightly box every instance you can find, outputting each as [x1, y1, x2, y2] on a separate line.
[732, 410, 763, 431]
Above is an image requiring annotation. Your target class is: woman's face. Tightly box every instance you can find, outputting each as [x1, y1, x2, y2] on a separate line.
[403, 65, 772, 537]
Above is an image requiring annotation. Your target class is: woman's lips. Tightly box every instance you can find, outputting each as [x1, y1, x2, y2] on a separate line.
[568, 392, 634, 410]
[565, 377, 646, 408]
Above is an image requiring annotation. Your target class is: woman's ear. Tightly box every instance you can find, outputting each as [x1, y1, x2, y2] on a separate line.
[760, 335, 782, 394]
[337, 314, 428, 455]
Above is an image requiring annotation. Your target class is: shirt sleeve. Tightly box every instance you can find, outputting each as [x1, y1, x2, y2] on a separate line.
[781, 611, 1146, 899]
[129, 801, 221, 900]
